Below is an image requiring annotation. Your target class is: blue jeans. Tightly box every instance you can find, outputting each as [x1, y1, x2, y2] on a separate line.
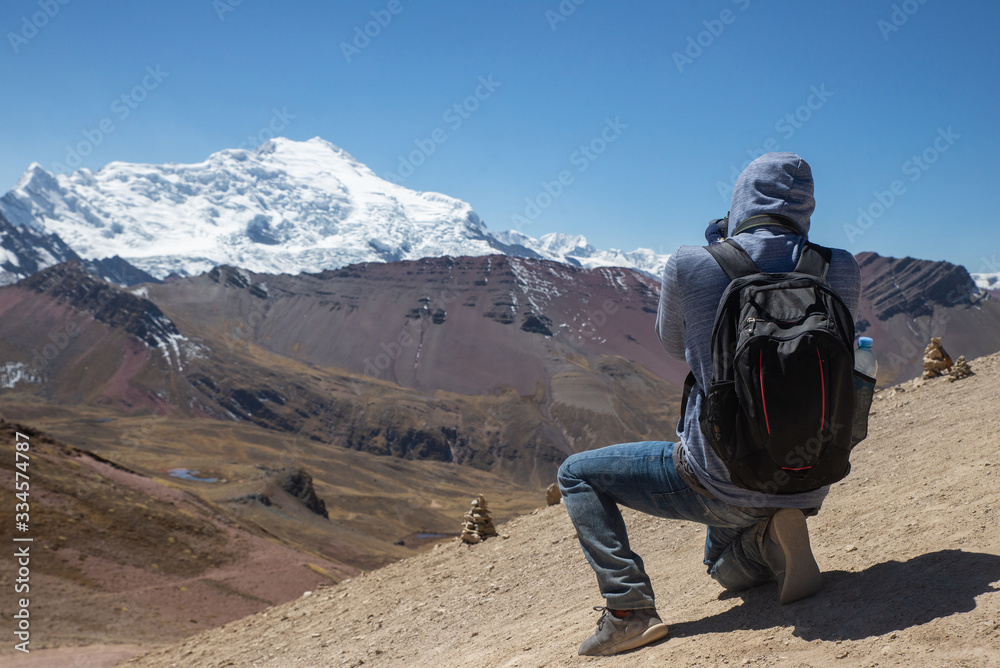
[558, 441, 775, 610]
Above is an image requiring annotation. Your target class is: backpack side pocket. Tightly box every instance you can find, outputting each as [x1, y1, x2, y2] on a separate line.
[851, 370, 876, 448]
[701, 380, 739, 462]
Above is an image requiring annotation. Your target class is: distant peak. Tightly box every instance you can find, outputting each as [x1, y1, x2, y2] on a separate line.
[14, 162, 60, 191]
[249, 136, 368, 172]
[305, 136, 343, 149]
[255, 135, 348, 155]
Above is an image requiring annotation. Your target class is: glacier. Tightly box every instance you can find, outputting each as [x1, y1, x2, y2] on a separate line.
[0, 137, 670, 280]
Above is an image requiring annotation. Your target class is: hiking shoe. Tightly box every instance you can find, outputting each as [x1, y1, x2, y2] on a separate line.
[577, 606, 669, 656]
[762, 508, 821, 604]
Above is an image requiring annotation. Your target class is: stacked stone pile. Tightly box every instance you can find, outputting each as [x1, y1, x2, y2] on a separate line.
[948, 355, 974, 382]
[460, 495, 498, 544]
[922, 337, 953, 379]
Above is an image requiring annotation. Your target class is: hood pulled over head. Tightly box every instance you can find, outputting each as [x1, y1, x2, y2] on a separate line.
[728, 152, 814, 237]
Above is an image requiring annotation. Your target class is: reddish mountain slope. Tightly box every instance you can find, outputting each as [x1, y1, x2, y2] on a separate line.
[145, 255, 688, 395]
[855, 253, 1000, 385]
[0, 260, 683, 486]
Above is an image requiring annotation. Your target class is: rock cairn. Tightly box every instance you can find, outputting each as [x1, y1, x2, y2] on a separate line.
[460, 495, 498, 544]
[922, 337, 953, 379]
[948, 355, 974, 382]
[546, 482, 562, 506]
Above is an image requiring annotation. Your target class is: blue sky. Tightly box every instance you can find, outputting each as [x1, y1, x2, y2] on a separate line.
[1, 0, 998, 273]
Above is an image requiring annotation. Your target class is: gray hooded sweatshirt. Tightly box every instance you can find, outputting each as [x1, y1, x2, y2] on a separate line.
[656, 153, 861, 508]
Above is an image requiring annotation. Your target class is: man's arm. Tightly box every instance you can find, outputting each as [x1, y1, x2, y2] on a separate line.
[829, 249, 862, 321]
[655, 253, 686, 361]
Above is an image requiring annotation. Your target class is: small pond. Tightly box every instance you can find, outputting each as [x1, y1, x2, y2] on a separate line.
[168, 468, 220, 483]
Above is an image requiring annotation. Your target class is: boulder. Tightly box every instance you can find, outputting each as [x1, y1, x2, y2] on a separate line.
[270, 467, 329, 519]
[546, 483, 561, 506]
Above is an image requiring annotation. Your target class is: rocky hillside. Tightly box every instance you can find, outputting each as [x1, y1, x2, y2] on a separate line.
[0, 257, 683, 486]
[145, 254, 687, 395]
[0, 209, 157, 287]
[0, 209, 80, 285]
[0, 420, 356, 653]
[0, 406, 543, 660]
[855, 252, 1000, 385]
[117, 352, 1000, 667]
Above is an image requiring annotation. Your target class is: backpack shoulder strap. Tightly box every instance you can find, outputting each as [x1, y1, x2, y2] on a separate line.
[705, 238, 760, 280]
[680, 370, 697, 418]
[794, 242, 833, 279]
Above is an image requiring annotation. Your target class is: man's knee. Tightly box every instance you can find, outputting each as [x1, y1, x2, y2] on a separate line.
[708, 542, 773, 593]
[710, 562, 771, 592]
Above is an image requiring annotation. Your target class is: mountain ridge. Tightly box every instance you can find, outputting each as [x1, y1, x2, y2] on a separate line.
[0, 137, 670, 280]
[5, 136, 997, 299]
[2, 248, 996, 482]
[0, 256, 684, 486]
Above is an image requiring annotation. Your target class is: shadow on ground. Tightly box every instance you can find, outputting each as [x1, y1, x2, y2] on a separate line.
[670, 550, 1000, 641]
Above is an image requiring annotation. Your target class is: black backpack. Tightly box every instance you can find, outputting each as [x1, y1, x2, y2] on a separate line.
[683, 231, 857, 494]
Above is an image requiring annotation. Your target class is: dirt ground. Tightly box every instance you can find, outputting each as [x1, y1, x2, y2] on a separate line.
[105, 352, 1000, 667]
[5, 645, 148, 668]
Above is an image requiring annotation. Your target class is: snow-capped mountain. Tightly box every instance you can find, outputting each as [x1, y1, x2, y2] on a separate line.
[493, 229, 668, 276]
[0, 137, 669, 279]
[973, 272, 1000, 292]
[0, 209, 80, 285]
[0, 209, 156, 287]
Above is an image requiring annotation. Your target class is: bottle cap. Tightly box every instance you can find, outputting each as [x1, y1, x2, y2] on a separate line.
[858, 336, 873, 348]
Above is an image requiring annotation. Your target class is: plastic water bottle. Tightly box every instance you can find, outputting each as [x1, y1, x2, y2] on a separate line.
[855, 336, 878, 378]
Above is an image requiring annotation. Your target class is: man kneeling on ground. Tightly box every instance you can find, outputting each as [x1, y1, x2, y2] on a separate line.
[559, 153, 861, 656]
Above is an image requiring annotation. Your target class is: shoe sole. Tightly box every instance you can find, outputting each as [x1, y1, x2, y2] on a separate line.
[595, 622, 670, 656]
[769, 509, 821, 604]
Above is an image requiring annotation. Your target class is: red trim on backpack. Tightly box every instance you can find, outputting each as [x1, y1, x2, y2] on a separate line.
[782, 466, 813, 471]
[817, 346, 825, 433]
[760, 348, 771, 435]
